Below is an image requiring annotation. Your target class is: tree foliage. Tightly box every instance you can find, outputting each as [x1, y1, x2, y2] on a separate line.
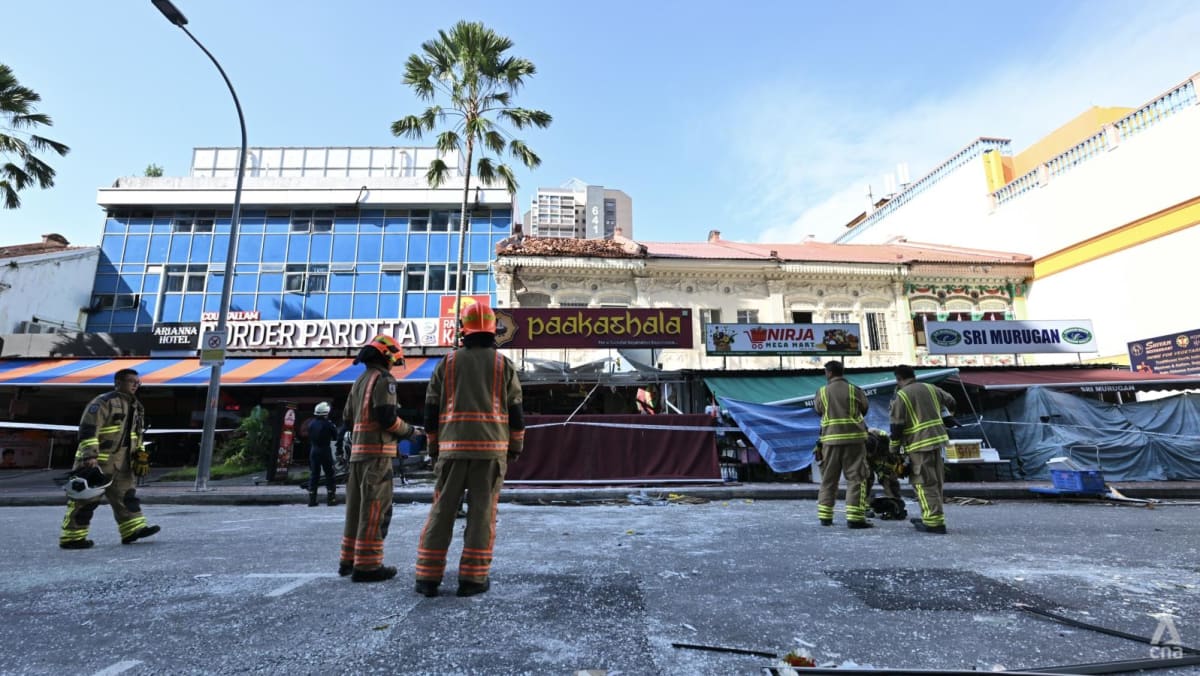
[391, 21, 552, 195]
[0, 63, 69, 209]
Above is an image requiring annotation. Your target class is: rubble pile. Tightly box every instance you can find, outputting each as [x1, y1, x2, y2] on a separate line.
[497, 236, 646, 258]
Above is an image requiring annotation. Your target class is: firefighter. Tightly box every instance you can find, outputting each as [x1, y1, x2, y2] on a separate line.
[889, 364, 957, 534]
[307, 402, 338, 507]
[415, 300, 525, 598]
[813, 360, 871, 528]
[338, 334, 423, 582]
[60, 368, 159, 549]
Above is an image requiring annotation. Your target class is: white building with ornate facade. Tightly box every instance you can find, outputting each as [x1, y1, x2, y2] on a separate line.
[494, 230, 1033, 371]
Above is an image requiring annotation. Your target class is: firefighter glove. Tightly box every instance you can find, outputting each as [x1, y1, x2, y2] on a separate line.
[132, 448, 151, 477]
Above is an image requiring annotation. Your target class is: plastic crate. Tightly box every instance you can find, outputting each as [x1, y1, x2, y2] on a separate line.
[1050, 469, 1106, 493]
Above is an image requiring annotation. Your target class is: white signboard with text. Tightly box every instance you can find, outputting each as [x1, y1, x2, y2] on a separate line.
[926, 320, 1097, 354]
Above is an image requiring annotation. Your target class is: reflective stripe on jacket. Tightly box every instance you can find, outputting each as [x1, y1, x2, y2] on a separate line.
[815, 377, 868, 446]
[889, 382, 955, 452]
[426, 347, 524, 458]
[75, 390, 143, 472]
[343, 363, 409, 459]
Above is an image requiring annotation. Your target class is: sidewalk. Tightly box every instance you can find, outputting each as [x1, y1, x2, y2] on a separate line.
[4, 467, 1200, 506]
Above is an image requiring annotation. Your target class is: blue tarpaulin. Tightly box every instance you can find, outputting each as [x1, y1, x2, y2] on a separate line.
[718, 397, 821, 472]
[970, 387, 1200, 481]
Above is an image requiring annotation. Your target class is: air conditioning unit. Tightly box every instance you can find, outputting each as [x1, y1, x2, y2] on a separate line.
[17, 321, 58, 334]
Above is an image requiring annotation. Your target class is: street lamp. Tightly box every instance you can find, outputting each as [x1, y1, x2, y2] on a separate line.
[152, 0, 247, 491]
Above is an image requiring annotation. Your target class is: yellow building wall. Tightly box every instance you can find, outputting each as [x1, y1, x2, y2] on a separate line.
[1011, 106, 1133, 177]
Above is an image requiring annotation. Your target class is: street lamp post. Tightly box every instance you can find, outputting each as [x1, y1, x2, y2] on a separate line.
[152, 0, 247, 491]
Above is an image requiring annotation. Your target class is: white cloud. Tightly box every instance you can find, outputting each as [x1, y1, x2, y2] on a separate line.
[721, 1, 1200, 244]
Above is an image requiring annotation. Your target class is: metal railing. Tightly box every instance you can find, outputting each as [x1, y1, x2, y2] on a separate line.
[837, 137, 1012, 242]
[994, 75, 1198, 206]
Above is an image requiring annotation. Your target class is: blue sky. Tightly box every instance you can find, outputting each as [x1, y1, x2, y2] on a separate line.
[2, 0, 1199, 248]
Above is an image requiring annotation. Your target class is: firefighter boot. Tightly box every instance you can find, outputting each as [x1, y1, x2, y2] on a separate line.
[308, 491, 318, 508]
[122, 524, 161, 545]
[414, 580, 440, 597]
[351, 566, 398, 583]
[327, 490, 337, 507]
[456, 579, 490, 597]
[60, 539, 95, 550]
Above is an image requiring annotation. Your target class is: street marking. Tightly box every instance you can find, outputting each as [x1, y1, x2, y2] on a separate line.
[246, 573, 335, 597]
[92, 660, 142, 676]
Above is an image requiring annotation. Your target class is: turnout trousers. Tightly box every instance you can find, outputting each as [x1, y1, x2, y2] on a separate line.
[416, 457, 505, 585]
[60, 471, 148, 545]
[909, 449, 946, 527]
[816, 443, 869, 524]
[340, 457, 394, 573]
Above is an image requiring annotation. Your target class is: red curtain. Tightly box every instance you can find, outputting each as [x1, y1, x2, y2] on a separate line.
[507, 414, 720, 482]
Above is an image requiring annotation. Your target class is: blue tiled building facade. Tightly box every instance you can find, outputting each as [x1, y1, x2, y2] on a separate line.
[88, 146, 513, 337]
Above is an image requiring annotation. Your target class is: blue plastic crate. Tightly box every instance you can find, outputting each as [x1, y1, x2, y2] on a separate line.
[1050, 469, 1106, 494]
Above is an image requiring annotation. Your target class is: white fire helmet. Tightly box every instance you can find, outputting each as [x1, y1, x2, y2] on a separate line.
[64, 467, 113, 500]
[314, 402, 331, 416]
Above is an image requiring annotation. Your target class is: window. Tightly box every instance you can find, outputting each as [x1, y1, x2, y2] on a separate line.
[700, 309, 722, 326]
[171, 210, 214, 233]
[285, 264, 328, 293]
[410, 210, 430, 232]
[430, 210, 461, 232]
[865, 312, 890, 351]
[164, 265, 207, 292]
[911, 300, 938, 347]
[559, 299, 589, 308]
[791, 310, 813, 323]
[828, 311, 851, 323]
[291, 209, 333, 233]
[517, 292, 550, 307]
[406, 264, 426, 291]
[92, 294, 140, 310]
[945, 300, 972, 322]
[980, 300, 1007, 321]
[736, 309, 758, 323]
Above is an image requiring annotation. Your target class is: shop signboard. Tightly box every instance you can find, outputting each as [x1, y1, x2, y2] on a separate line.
[438, 294, 492, 346]
[925, 319, 1097, 354]
[199, 318, 440, 349]
[493, 308, 692, 349]
[151, 322, 201, 350]
[703, 323, 861, 357]
[1128, 328, 1200, 375]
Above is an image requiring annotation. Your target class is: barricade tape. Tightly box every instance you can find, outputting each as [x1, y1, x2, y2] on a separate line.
[525, 420, 738, 433]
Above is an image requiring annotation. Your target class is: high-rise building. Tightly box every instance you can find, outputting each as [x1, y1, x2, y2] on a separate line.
[523, 178, 632, 239]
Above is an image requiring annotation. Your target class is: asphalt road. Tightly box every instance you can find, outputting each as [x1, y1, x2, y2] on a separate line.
[2, 500, 1199, 675]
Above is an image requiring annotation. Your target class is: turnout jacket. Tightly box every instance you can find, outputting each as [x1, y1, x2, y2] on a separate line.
[814, 376, 868, 447]
[424, 346, 525, 460]
[75, 390, 144, 473]
[343, 362, 417, 460]
[889, 381, 956, 453]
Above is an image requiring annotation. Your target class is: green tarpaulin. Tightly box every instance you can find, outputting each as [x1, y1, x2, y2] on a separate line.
[704, 368, 958, 406]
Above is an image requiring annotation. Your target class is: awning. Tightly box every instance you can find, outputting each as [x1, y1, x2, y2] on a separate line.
[704, 368, 958, 406]
[949, 368, 1200, 392]
[0, 357, 437, 387]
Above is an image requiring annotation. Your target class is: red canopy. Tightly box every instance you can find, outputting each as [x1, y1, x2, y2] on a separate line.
[950, 368, 1200, 392]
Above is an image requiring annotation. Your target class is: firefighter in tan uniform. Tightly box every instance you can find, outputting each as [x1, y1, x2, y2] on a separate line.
[415, 301, 525, 598]
[889, 364, 957, 534]
[338, 334, 423, 582]
[60, 368, 159, 549]
[813, 360, 872, 528]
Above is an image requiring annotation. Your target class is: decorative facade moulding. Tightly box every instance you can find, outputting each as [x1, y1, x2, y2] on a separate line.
[779, 263, 901, 277]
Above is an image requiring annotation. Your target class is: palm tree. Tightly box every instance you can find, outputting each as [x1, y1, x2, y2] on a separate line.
[392, 21, 551, 339]
[0, 63, 69, 209]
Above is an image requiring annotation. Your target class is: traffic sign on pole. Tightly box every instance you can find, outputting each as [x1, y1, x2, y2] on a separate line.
[199, 329, 227, 366]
